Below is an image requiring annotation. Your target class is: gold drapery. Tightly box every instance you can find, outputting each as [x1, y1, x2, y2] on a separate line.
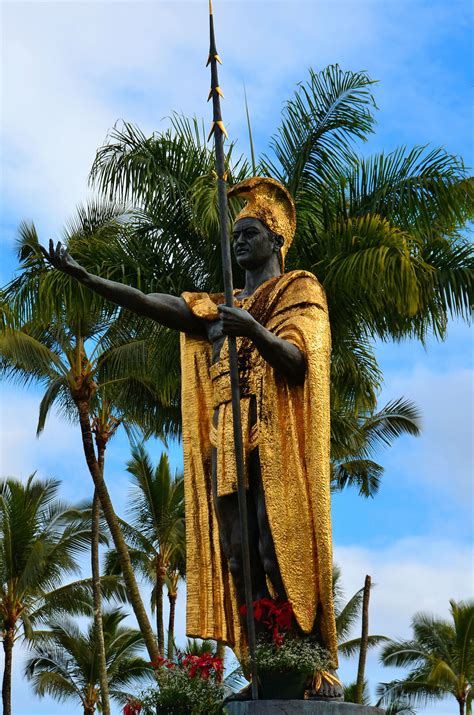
[180, 270, 338, 664]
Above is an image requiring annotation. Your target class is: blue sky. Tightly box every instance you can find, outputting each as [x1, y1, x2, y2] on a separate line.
[1, 1, 473, 713]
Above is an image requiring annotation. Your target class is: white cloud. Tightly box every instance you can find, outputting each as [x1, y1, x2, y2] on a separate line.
[380, 365, 474, 501]
[334, 537, 472, 712]
[335, 537, 472, 639]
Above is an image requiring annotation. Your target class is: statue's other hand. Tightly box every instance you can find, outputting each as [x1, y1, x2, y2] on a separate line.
[218, 305, 259, 338]
[41, 240, 82, 275]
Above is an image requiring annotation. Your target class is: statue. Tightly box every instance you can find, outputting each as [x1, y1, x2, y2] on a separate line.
[43, 176, 341, 700]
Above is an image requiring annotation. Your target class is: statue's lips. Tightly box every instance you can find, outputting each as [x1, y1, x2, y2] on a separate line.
[235, 245, 250, 255]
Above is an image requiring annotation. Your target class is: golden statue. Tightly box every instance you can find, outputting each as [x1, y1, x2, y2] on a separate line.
[44, 175, 339, 697]
[181, 177, 337, 665]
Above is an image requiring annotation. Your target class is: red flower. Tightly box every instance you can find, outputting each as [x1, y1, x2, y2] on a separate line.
[240, 598, 294, 645]
[182, 652, 224, 681]
[123, 699, 142, 715]
[150, 655, 169, 669]
[275, 600, 293, 631]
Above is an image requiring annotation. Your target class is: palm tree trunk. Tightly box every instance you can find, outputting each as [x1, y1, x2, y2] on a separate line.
[91, 486, 110, 715]
[2, 629, 14, 715]
[75, 399, 159, 663]
[167, 589, 177, 659]
[156, 570, 165, 656]
[459, 699, 465, 715]
[355, 574, 371, 704]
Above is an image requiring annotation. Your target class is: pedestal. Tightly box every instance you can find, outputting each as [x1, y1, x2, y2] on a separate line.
[225, 702, 384, 715]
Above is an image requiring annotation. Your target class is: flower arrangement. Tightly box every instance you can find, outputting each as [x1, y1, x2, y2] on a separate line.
[253, 636, 332, 674]
[239, 597, 333, 697]
[136, 650, 225, 715]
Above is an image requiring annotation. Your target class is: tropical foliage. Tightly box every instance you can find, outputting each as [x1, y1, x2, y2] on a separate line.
[0, 475, 99, 715]
[331, 397, 421, 497]
[0, 205, 175, 664]
[378, 600, 474, 715]
[86, 65, 473, 423]
[104, 445, 185, 655]
[25, 608, 152, 715]
[1, 63, 472, 715]
[141, 648, 225, 715]
[333, 565, 388, 658]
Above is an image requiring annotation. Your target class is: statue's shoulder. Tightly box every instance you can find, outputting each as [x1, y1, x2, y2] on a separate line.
[274, 270, 326, 308]
[181, 290, 220, 320]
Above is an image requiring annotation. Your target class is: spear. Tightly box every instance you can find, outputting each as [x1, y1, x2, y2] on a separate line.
[207, 0, 259, 700]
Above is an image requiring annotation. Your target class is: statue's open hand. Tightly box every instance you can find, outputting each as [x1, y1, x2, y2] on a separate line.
[40, 240, 82, 275]
[217, 305, 259, 338]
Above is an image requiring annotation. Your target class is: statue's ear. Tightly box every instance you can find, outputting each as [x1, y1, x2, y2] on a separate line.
[273, 233, 284, 250]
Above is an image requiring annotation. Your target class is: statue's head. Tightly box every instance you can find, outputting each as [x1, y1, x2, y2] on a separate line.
[232, 216, 283, 270]
[228, 177, 296, 270]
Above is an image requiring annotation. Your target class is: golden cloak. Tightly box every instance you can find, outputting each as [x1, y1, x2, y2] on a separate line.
[180, 270, 338, 664]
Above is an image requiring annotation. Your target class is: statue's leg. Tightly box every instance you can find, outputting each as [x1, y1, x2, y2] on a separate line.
[211, 446, 269, 606]
[248, 447, 287, 601]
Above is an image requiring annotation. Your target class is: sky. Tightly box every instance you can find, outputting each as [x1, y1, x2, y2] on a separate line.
[1, 1, 473, 713]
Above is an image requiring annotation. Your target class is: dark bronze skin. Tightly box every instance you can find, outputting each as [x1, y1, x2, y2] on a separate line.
[44, 222, 299, 592]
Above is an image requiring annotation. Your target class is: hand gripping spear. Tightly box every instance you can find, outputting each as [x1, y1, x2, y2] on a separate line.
[207, 0, 259, 700]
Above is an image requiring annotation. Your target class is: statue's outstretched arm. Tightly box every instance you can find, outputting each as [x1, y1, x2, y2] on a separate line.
[42, 241, 205, 335]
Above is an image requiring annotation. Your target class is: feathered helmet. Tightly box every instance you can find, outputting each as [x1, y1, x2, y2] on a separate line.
[228, 177, 296, 268]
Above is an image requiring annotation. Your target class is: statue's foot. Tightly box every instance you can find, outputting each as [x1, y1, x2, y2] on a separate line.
[307, 669, 344, 701]
[224, 683, 254, 703]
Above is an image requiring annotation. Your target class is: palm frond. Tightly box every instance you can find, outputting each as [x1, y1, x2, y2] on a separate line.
[262, 65, 377, 201]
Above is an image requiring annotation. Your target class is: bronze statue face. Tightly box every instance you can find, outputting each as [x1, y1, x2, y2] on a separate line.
[232, 217, 281, 270]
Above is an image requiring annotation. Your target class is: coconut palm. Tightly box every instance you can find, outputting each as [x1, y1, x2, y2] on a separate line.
[0, 474, 101, 715]
[104, 445, 185, 656]
[165, 529, 186, 659]
[331, 397, 421, 497]
[25, 608, 153, 715]
[0, 206, 174, 668]
[332, 565, 388, 659]
[378, 599, 474, 715]
[343, 679, 371, 705]
[87, 65, 473, 421]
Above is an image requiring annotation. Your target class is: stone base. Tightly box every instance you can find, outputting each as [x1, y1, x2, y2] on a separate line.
[225, 703, 384, 715]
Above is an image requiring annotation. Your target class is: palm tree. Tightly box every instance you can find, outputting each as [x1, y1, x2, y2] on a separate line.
[0, 206, 175, 667]
[333, 565, 388, 659]
[343, 679, 371, 705]
[165, 529, 186, 659]
[331, 397, 421, 497]
[25, 608, 153, 715]
[378, 599, 473, 714]
[104, 445, 185, 656]
[87, 66, 472, 423]
[0, 475, 97, 715]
